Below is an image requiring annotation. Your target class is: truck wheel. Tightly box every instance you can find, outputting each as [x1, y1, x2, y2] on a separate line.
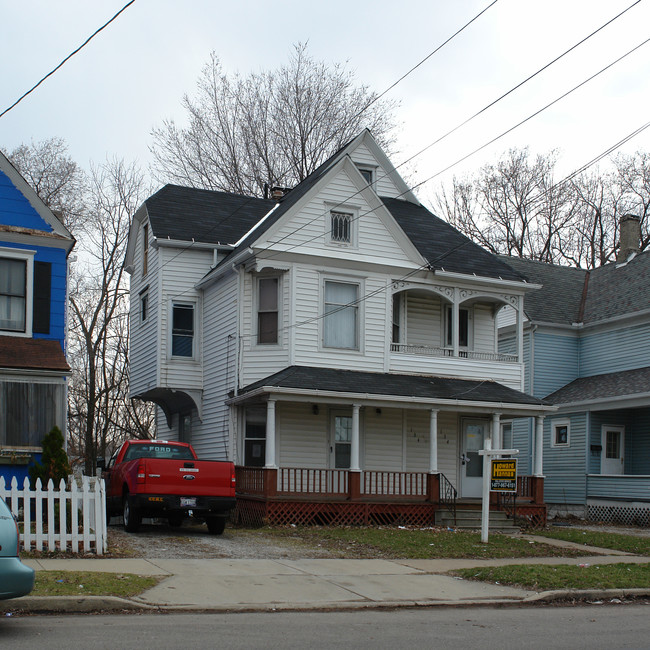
[123, 495, 141, 533]
[168, 514, 183, 527]
[206, 516, 226, 535]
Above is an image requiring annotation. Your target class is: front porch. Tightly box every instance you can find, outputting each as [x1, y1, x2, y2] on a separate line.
[234, 466, 547, 528]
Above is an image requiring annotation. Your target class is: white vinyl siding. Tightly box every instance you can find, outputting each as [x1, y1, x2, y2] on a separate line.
[277, 403, 328, 468]
[364, 409, 403, 471]
[405, 294, 442, 347]
[473, 303, 496, 354]
[350, 142, 402, 198]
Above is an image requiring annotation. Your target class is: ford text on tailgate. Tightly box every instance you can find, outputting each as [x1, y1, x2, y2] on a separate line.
[99, 440, 236, 535]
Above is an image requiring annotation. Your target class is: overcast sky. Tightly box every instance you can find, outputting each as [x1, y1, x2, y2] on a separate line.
[2, 0, 649, 202]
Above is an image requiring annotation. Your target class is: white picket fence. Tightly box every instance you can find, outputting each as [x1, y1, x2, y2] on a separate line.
[0, 476, 108, 555]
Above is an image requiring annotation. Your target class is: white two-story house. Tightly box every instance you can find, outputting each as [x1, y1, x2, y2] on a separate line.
[125, 131, 555, 526]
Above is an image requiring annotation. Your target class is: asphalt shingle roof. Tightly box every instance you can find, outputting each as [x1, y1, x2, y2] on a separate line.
[500, 252, 650, 326]
[0, 337, 69, 372]
[239, 365, 549, 407]
[545, 366, 650, 405]
[144, 184, 275, 245]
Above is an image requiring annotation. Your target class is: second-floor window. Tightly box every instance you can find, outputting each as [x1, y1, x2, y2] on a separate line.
[257, 277, 278, 345]
[142, 224, 149, 276]
[171, 303, 194, 357]
[323, 280, 358, 350]
[445, 306, 469, 348]
[0, 257, 26, 332]
[140, 290, 149, 323]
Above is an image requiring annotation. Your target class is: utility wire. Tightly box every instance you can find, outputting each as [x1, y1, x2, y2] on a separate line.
[0, 1, 136, 119]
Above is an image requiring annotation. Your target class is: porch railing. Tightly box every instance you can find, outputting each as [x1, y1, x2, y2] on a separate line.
[438, 472, 457, 525]
[362, 471, 427, 497]
[390, 343, 517, 363]
[279, 468, 348, 496]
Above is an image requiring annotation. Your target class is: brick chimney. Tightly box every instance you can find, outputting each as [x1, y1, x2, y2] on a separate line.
[617, 214, 641, 262]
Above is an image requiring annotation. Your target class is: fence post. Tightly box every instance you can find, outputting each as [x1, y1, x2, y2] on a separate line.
[46, 479, 56, 552]
[71, 478, 79, 553]
[82, 476, 91, 552]
[22, 477, 31, 552]
[94, 478, 105, 555]
[58, 478, 67, 553]
[427, 473, 440, 504]
[35, 479, 43, 552]
[263, 468, 278, 498]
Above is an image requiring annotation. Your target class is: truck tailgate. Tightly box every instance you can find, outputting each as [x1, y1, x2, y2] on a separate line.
[139, 459, 234, 497]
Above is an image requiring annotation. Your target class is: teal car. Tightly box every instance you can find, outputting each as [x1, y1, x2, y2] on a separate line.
[0, 496, 34, 600]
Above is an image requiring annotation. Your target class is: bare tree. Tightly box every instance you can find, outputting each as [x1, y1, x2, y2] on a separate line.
[150, 43, 398, 196]
[7, 137, 88, 234]
[436, 147, 650, 269]
[67, 158, 153, 474]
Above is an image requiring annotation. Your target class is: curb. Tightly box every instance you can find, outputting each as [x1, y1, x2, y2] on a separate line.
[1, 595, 158, 614]
[525, 588, 650, 603]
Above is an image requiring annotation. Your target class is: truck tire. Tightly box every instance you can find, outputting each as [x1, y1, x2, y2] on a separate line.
[206, 516, 226, 535]
[123, 495, 141, 533]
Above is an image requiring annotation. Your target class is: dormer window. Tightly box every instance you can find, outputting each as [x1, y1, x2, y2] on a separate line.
[0, 257, 26, 332]
[330, 211, 352, 244]
[356, 165, 375, 186]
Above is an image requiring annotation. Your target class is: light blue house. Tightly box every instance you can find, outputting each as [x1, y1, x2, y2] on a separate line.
[499, 216, 650, 524]
[0, 150, 74, 485]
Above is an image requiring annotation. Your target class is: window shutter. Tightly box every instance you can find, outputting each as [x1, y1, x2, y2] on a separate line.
[33, 261, 52, 334]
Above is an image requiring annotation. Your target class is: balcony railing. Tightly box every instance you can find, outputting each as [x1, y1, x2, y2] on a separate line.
[390, 343, 517, 363]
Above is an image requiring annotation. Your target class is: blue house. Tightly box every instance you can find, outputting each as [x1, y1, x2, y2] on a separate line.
[499, 216, 650, 524]
[0, 150, 75, 485]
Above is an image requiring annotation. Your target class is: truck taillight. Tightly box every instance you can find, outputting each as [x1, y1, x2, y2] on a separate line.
[137, 461, 146, 484]
[231, 467, 236, 485]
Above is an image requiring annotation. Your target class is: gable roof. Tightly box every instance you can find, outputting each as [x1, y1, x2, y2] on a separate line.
[143, 184, 275, 245]
[500, 252, 650, 326]
[236, 365, 551, 409]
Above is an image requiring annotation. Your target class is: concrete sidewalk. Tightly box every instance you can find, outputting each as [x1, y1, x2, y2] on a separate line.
[5, 540, 650, 613]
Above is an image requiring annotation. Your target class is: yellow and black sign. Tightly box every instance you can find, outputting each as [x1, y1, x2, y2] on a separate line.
[490, 458, 517, 492]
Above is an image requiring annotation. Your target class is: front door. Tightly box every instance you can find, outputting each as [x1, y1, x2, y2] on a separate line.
[601, 425, 625, 475]
[330, 412, 352, 469]
[460, 419, 488, 497]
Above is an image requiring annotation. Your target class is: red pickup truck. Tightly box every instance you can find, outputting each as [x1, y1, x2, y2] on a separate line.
[100, 440, 236, 534]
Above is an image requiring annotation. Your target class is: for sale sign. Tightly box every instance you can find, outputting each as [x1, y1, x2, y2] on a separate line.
[490, 458, 517, 492]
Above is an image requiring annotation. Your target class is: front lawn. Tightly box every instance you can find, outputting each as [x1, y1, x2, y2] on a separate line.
[535, 528, 650, 556]
[251, 526, 590, 559]
[454, 562, 650, 591]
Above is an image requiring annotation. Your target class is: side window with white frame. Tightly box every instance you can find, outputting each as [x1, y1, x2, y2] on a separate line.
[356, 165, 375, 187]
[551, 419, 570, 448]
[323, 280, 359, 350]
[257, 276, 279, 345]
[445, 305, 470, 349]
[330, 210, 352, 244]
[171, 302, 194, 358]
[142, 223, 149, 277]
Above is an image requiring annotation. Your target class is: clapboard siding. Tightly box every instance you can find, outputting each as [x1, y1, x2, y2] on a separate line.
[406, 294, 441, 346]
[128, 220, 160, 396]
[580, 323, 650, 376]
[349, 142, 402, 198]
[543, 412, 587, 504]
[276, 404, 328, 468]
[262, 170, 414, 267]
[473, 304, 495, 354]
[191, 271, 239, 460]
[533, 332, 579, 398]
[158, 246, 212, 391]
[365, 409, 404, 471]
[587, 475, 650, 501]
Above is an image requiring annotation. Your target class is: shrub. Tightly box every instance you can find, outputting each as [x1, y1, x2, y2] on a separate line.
[29, 426, 71, 487]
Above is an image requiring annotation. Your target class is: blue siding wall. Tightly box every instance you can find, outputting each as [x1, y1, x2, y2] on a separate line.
[512, 418, 532, 475]
[0, 239, 67, 346]
[0, 169, 53, 231]
[543, 412, 587, 505]
[580, 323, 650, 377]
[534, 332, 579, 398]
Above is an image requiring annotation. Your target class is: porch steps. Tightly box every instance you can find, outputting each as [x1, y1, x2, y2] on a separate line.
[435, 509, 519, 532]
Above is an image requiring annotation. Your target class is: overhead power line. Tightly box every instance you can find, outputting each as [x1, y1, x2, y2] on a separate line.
[0, 1, 136, 119]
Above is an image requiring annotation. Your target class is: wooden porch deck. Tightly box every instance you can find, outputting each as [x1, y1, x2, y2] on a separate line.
[234, 467, 547, 527]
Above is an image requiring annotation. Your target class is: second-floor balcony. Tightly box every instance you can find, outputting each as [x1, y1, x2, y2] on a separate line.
[390, 342, 518, 363]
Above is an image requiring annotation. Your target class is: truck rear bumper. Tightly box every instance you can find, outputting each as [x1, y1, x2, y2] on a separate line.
[131, 494, 236, 517]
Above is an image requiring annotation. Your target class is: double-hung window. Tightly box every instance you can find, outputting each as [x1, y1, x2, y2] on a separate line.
[445, 306, 469, 348]
[171, 303, 194, 357]
[323, 281, 359, 349]
[0, 257, 27, 332]
[257, 277, 278, 345]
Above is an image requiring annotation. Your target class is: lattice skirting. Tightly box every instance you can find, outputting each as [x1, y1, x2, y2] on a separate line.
[587, 503, 650, 527]
[234, 497, 437, 527]
[509, 505, 547, 528]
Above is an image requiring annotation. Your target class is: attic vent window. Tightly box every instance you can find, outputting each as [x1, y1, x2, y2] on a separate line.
[330, 211, 352, 244]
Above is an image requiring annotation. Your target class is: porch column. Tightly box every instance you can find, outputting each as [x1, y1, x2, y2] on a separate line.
[452, 290, 460, 357]
[350, 403, 361, 472]
[265, 399, 277, 469]
[492, 412, 501, 452]
[429, 409, 439, 473]
[534, 415, 545, 476]
[517, 296, 524, 365]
